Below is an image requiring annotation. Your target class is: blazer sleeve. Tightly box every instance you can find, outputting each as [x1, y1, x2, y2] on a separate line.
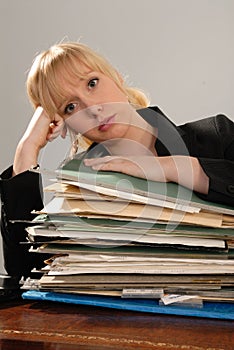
[197, 158, 234, 206]
[196, 115, 234, 206]
[0, 166, 49, 278]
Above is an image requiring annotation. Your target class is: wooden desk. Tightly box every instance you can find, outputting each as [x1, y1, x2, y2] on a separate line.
[0, 299, 233, 349]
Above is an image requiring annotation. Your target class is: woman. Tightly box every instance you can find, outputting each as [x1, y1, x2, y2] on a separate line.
[1, 42, 234, 279]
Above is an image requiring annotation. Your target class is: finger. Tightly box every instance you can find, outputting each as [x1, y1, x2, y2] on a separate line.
[84, 156, 115, 166]
[95, 164, 137, 177]
[91, 160, 128, 173]
[61, 124, 67, 139]
[47, 121, 66, 141]
[53, 115, 67, 139]
[91, 162, 119, 172]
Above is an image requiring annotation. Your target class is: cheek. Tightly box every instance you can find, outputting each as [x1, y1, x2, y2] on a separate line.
[77, 120, 98, 135]
[65, 112, 98, 135]
[111, 122, 129, 136]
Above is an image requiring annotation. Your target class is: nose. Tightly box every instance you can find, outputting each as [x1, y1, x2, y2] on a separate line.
[86, 104, 104, 121]
[88, 104, 103, 115]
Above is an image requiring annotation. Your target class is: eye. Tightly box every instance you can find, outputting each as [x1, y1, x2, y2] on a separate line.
[88, 78, 99, 89]
[64, 102, 79, 115]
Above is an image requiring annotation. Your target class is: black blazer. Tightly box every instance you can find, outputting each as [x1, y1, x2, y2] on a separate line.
[0, 107, 234, 278]
[148, 106, 234, 205]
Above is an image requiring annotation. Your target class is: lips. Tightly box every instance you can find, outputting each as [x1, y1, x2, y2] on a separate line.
[98, 114, 116, 131]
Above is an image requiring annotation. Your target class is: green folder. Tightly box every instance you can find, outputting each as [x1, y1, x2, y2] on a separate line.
[57, 157, 234, 215]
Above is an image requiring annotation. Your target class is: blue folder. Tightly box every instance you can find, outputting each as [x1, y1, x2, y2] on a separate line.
[22, 290, 234, 320]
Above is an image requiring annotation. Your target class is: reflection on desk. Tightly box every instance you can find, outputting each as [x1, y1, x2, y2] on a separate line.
[0, 299, 233, 349]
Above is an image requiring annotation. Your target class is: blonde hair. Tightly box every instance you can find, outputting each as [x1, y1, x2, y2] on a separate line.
[27, 42, 149, 117]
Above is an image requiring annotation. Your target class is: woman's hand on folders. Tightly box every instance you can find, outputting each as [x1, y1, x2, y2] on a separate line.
[84, 155, 209, 194]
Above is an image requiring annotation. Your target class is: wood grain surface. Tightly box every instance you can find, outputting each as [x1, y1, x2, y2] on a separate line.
[0, 300, 233, 349]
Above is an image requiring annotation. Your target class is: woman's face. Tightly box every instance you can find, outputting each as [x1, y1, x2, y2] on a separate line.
[57, 67, 134, 143]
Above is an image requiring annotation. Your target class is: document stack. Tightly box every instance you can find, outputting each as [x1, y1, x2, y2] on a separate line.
[22, 156, 234, 319]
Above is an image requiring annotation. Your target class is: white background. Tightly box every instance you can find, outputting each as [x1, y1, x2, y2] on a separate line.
[0, 0, 233, 273]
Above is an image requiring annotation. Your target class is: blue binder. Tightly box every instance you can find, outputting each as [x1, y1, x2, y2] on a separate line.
[22, 290, 234, 320]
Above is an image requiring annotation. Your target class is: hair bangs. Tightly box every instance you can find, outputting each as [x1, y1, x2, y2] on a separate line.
[37, 46, 112, 115]
[27, 42, 149, 118]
